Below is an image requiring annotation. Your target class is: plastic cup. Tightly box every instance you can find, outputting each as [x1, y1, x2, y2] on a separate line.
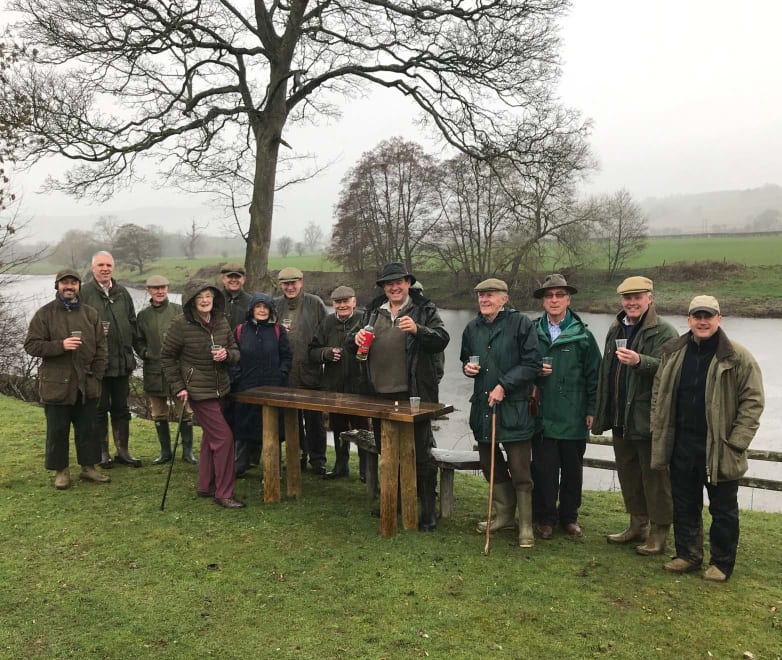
[469, 355, 480, 366]
[541, 356, 552, 366]
[211, 344, 222, 353]
[409, 396, 421, 412]
[282, 318, 292, 330]
[615, 339, 628, 350]
[70, 330, 82, 339]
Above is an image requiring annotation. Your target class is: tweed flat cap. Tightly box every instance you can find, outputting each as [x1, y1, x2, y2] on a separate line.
[145, 275, 170, 287]
[220, 263, 246, 276]
[278, 266, 304, 282]
[330, 285, 356, 300]
[474, 278, 508, 293]
[688, 295, 720, 316]
[617, 276, 653, 295]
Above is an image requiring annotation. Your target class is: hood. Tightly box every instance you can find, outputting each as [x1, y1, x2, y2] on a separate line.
[182, 279, 225, 315]
[246, 292, 277, 321]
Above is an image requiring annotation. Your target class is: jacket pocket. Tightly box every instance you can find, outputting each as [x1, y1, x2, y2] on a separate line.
[717, 440, 747, 481]
[39, 366, 71, 403]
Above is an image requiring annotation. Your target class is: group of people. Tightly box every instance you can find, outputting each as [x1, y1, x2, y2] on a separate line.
[24, 255, 765, 578]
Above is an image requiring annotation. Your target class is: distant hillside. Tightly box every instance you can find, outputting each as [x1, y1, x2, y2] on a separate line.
[641, 184, 782, 235]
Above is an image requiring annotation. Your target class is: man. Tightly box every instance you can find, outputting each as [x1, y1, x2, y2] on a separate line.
[532, 274, 601, 539]
[652, 296, 764, 582]
[24, 269, 111, 489]
[461, 278, 540, 547]
[135, 275, 196, 465]
[353, 262, 450, 531]
[274, 266, 329, 474]
[593, 276, 678, 555]
[308, 285, 370, 479]
[80, 251, 141, 468]
[220, 263, 252, 331]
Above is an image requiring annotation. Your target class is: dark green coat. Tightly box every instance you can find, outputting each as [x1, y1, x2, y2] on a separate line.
[535, 310, 601, 440]
[24, 296, 108, 404]
[308, 311, 365, 394]
[135, 298, 182, 396]
[160, 281, 239, 401]
[79, 278, 137, 377]
[460, 307, 541, 444]
[593, 306, 678, 440]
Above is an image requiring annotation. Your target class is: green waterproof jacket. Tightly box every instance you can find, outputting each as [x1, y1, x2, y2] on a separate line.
[535, 310, 601, 440]
[24, 296, 108, 404]
[651, 329, 764, 483]
[79, 278, 138, 377]
[460, 307, 541, 444]
[593, 305, 678, 440]
[134, 298, 182, 396]
[160, 280, 239, 401]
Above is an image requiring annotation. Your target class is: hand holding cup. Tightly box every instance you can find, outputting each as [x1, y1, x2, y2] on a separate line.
[541, 356, 553, 376]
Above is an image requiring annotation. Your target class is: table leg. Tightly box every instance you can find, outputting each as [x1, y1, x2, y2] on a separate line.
[262, 405, 280, 503]
[398, 422, 418, 531]
[284, 409, 301, 497]
[379, 420, 400, 537]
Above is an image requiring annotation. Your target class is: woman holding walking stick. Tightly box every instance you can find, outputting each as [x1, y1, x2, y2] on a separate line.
[460, 279, 541, 548]
[161, 279, 245, 509]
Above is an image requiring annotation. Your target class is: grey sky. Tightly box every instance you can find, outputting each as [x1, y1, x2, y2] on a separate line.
[12, 0, 782, 240]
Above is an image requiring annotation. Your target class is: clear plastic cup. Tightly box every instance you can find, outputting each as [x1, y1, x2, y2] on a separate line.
[615, 339, 628, 350]
[409, 396, 421, 412]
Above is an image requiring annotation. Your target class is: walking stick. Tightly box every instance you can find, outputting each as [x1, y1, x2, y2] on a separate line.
[160, 368, 194, 511]
[483, 403, 498, 556]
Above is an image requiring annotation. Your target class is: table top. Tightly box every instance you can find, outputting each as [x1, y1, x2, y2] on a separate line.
[232, 386, 454, 422]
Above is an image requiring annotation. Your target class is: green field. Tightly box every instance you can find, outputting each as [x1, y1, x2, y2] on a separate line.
[625, 235, 782, 268]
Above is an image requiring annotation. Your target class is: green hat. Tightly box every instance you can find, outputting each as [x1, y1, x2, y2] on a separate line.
[533, 273, 577, 299]
[55, 268, 81, 284]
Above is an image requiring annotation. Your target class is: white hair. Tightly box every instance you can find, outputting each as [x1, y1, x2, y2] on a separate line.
[91, 250, 114, 265]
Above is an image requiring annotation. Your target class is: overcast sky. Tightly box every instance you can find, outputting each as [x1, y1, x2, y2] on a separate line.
[12, 0, 782, 241]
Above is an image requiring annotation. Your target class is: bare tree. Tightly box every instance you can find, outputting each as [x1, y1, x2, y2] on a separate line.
[112, 223, 161, 274]
[182, 219, 206, 260]
[94, 215, 120, 247]
[4, 0, 570, 289]
[595, 189, 648, 280]
[51, 229, 100, 270]
[302, 222, 323, 253]
[277, 236, 293, 259]
[294, 241, 305, 257]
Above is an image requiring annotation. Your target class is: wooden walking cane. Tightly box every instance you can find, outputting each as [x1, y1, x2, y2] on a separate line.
[160, 367, 194, 512]
[483, 403, 498, 555]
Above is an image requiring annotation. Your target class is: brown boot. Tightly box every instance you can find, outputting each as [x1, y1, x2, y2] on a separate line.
[607, 515, 649, 544]
[80, 465, 111, 483]
[54, 468, 71, 490]
[636, 523, 670, 556]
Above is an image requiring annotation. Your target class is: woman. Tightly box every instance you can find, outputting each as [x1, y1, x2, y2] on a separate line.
[231, 293, 292, 476]
[161, 279, 244, 509]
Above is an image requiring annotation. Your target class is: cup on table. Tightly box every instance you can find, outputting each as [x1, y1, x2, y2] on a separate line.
[101, 320, 110, 335]
[409, 396, 421, 412]
[468, 355, 480, 366]
[615, 339, 628, 350]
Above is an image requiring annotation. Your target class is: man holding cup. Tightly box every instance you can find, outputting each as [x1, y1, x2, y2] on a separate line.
[24, 269, 111, 489]
[531, 274, 601, 539]
[593, 276, 678, 554]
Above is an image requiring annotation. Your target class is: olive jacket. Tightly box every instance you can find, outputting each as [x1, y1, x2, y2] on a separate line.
[160, 281, 239, 401]
[651, 329, 764, 483]
[79, 278, 138, 377]
[308, 310, 365, 394]
[593, 305, 678, 440]
[134, 297, 182, 396]
[534, 310, 601, 440]
[273, 291, 328, 388]
[460, 307, 541, 444]
[24, 295, 108, 404]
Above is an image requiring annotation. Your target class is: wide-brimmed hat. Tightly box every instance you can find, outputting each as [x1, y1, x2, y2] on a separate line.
[277, 266, 304, 283]
[220, 263, 246, 276]
[688, 295, 720, 316]
[474, 278, 508, 293]
[533, 273, 577, 299]
[617, 276, 653, 295]
[330, 285, 356, 300]
[145, 275, 169, 287]
[376, 262, 416, 286]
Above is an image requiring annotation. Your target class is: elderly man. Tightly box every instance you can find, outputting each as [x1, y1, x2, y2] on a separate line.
[135, 275, 196, 465]
[220, 262, 252, 331]
[652, 296, 764, 582]
[353, 262, 450, 531]
[593, 276, 678, 555]
[532, 274, 601, 539]
[308, 285, 370, 479]
[24, 269, 111, 489]
[461, 278, 541, 547]
[80, 251, 141, 468]
[274, 266, 329, 474]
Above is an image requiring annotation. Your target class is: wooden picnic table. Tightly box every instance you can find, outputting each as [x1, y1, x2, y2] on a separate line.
[230, 386, 454, 537]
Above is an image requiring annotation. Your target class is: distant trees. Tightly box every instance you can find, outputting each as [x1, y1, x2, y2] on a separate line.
[50, 229, 101, 271]
[595, 189, 648, 280]
[182, 220, 206, 260]
[303, 222, 323, 253]
[109, 224, 161, 275]
[277, 236, 293, 259]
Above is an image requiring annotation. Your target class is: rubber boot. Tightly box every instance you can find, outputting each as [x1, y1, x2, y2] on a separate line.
[325, 434, 350, 479]
[96, 416, 113, 469]
[516, 488, 534, 548]
[359, 448, 368, 483]
[113, 417, 142, 467]
[417, 469, 438, 532]
[607, 515, 650, 544]
[180, 421, 197, 464]
[636, 523, 670, 556]
[476, 481, 517, 532]
[152, 420, 172, 465]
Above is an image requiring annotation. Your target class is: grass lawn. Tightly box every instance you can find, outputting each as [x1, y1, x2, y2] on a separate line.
[1, 395, 781, 658]
[625, 235, 782, 268]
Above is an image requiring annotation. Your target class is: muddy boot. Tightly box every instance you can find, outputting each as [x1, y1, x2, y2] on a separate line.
[636, 523, 670, 556]
[607, 515, 650, 544]
[113, 417, 142, 467]
[96, 416, 113, 469]
[54, 468, 71, 490]
[516, 488, 534, 548]
[79, 465, 111, 483]
[152, 421, 172, 465]
[180, 421, 197, 464]
[476, 481, 517, 532]
[325, 434, 350, 479]
[417, 469, 438, 532]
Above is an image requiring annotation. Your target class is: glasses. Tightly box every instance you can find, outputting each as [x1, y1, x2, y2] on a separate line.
[543, 291, 569, 299]
[195, 293, 214, 300]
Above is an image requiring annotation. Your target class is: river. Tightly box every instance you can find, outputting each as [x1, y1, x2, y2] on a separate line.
[6, 275, 781, 511]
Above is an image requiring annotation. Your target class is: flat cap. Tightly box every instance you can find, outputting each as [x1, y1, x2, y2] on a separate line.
[220, 262, 246, 276]
[617, 276, 653, 295]
[55, 268, 81, 283]
[278, 266, 304, 282]
[375, 262, 416, 286]
[533, 273, 577, 299]
[688, 295, 720, 316]
[474, 278, 508, 293]
[145, 275, 170, 287]
[330, 285, 356, 300]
